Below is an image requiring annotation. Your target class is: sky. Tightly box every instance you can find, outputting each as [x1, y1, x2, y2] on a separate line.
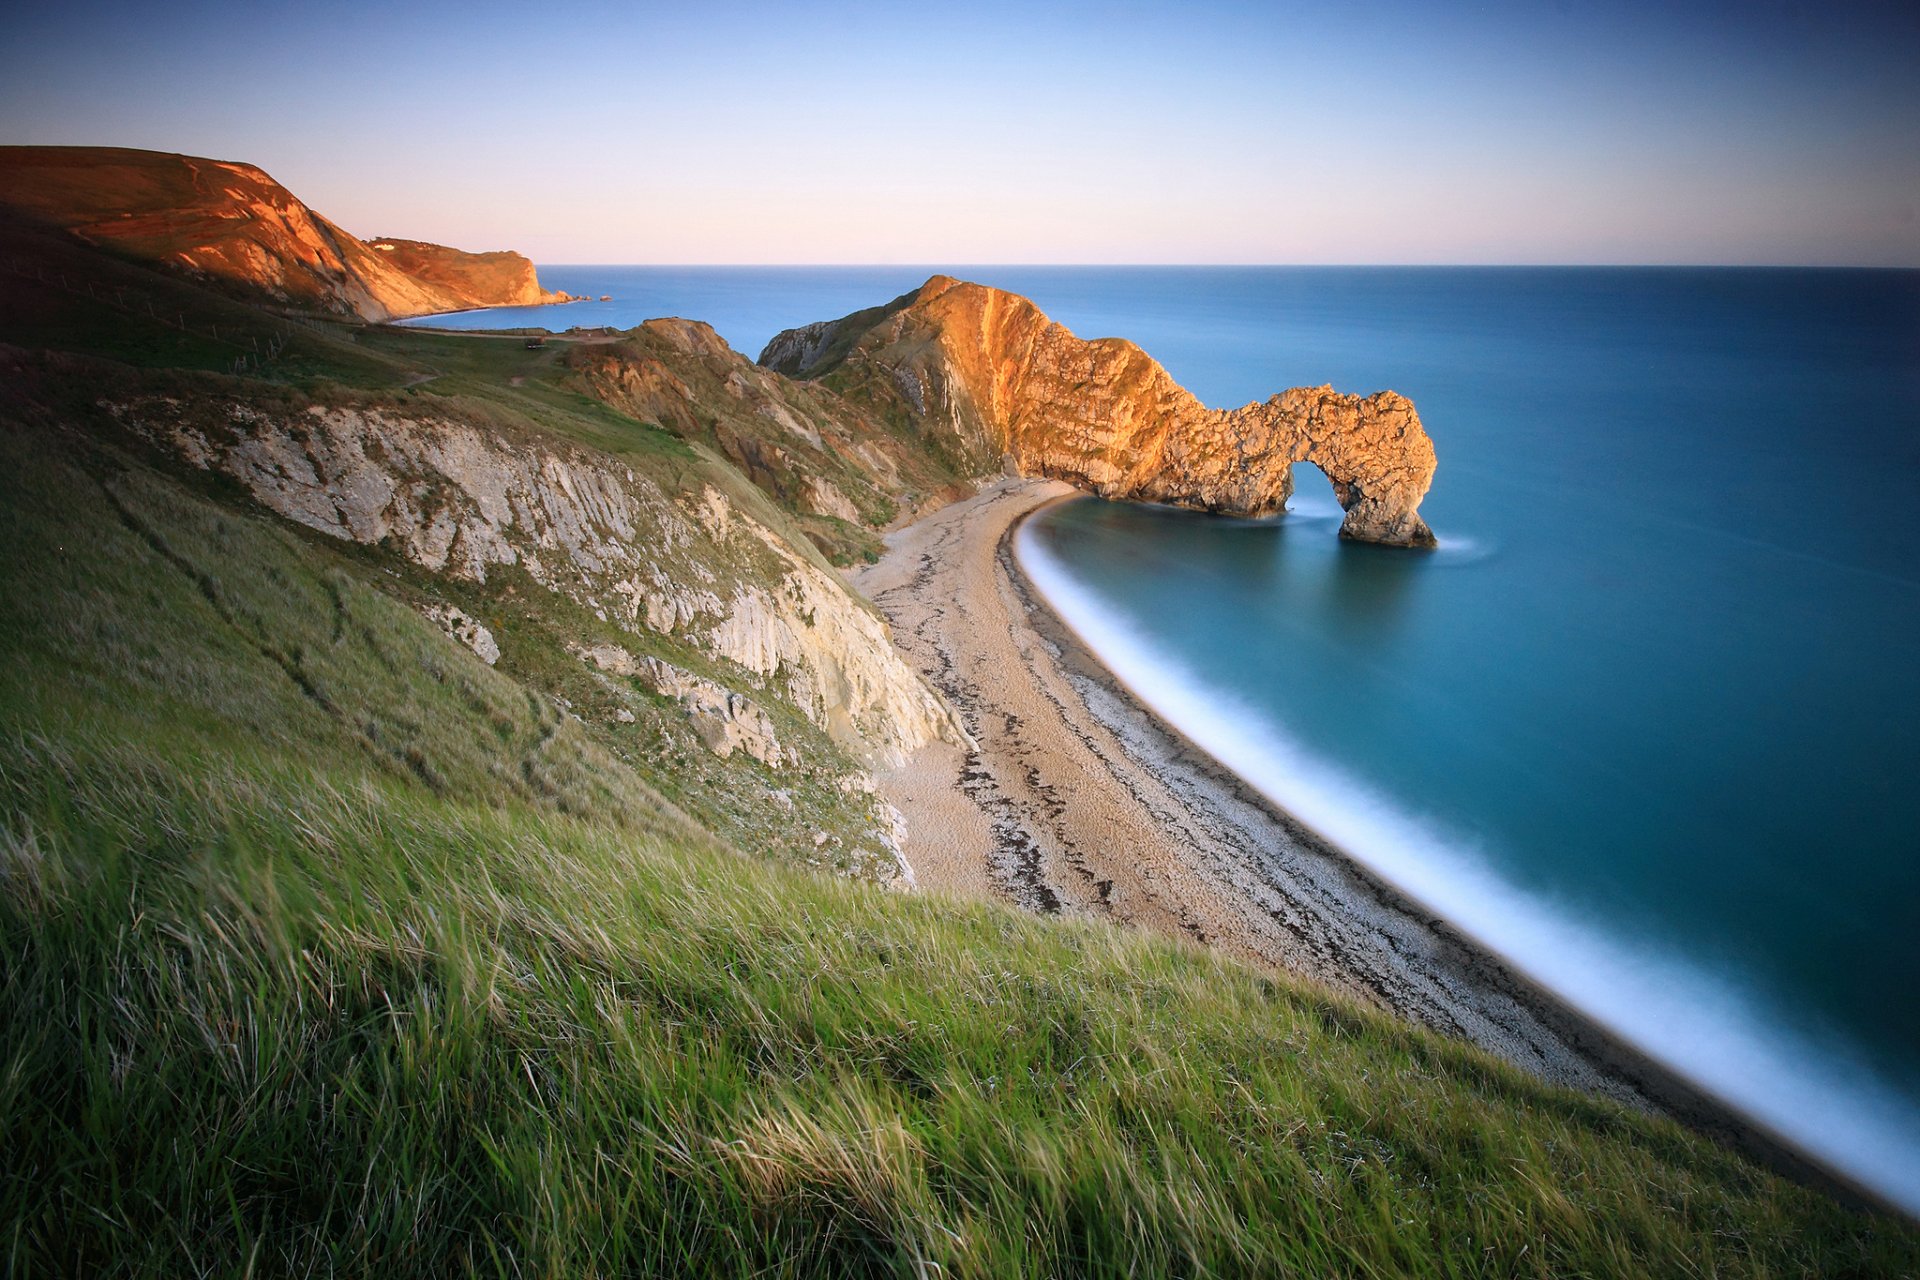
[3, 0, 1918, 265]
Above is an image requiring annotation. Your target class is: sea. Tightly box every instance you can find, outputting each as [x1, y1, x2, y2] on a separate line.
[404, 265, 1920, 1213]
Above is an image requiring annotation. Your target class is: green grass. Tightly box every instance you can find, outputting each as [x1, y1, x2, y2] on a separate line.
[0, 410, 694, 836]
[2, 233, 1915, 1276]
[5, 731, 1916, 1277]
[0, 362, 901, 875]
[1, 390, 1915, 1280]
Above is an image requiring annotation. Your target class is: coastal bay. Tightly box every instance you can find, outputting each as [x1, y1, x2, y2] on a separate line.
[9, 0, 1920, 1260]
[388, 261, 1920, 1216]
[861, 482, 1630, 1081]
[855, 474, 1886, 1207]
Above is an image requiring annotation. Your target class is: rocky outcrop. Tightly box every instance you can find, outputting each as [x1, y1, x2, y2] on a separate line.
[762, 276, 1438, 546]
[575, 642, 792, 767]
[0, 147, 566, 321]
[423, 603, 500, 665]
[106, 394, 966, 765]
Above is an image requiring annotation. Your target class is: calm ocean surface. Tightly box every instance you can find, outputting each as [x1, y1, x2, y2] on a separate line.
[410, 266, 1920, 1211]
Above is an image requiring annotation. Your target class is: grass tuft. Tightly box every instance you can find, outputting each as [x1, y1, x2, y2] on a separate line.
[1, 731, 1914, 1277]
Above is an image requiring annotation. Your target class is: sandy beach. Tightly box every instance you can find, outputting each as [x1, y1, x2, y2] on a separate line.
[853, 475, 1868, 1201]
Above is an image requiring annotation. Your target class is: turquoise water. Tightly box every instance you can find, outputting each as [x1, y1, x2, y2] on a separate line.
[419, 266, 1920, 1211]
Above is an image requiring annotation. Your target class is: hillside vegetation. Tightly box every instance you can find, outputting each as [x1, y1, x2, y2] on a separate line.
[0, 190, 1914, 1275]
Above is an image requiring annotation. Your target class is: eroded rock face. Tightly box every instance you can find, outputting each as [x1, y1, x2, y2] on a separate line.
[423, 603, 500, 665]
[0, 146, 567, 321]
[106, 395, 965, 765]
[762, 276, 1438, 546]
[565, 318, 977, 536]
[574, 643, 792, 767]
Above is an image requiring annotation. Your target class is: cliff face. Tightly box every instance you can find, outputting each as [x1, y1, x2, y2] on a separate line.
[762, 276, 1438, 546]
[362, 236, 558, 312]
[102, 391, 964, 768]
[0, 147, 564, 322]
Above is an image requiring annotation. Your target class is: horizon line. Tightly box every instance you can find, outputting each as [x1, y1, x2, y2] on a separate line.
[525, 261, 1920, 271]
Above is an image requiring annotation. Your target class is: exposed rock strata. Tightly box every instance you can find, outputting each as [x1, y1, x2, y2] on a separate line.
[423, 603, 500, 665]
[575, 642, 792, 767]
[763, 276, 1438, 546]
[106, 395, 964, 765]
[0, 146, 566, 321]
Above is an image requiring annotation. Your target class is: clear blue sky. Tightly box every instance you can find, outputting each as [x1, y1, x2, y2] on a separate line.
[4, 0, 1917, 264]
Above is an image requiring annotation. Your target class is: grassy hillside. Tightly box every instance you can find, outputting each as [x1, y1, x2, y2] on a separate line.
[0, 346, 913, 866]
[0, 214, 948, 870]
[0, 226, 1914, 1275]
[3, 466, 1913, 1272]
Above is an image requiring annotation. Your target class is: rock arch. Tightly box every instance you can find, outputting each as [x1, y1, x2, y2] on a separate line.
[762, 276, 1438, 546]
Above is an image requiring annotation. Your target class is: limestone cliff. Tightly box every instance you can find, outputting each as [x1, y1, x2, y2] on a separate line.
[103, 393, 965, 767]
[0, 146, 566, 322]
[762, 276, 1438, 546]
[363, 237, 562, 313]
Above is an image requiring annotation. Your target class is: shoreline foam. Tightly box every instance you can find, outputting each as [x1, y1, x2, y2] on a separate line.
[856, 475, 1908, 1218]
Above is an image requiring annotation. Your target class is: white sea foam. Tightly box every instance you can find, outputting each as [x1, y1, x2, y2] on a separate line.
[1015, 517, 1920, 1217]
[1429, 533, 1493, 562]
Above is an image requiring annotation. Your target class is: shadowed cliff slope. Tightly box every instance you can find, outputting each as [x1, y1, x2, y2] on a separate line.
[0, 146, 565, 322]
[0, 203, 969, 877]
[763, 275, 1439, 546]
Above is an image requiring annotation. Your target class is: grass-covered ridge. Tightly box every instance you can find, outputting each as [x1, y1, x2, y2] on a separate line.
[8, 736, 1918, 1277]
[1, 223, 1914, 1275]
[0, 396, 1911, 1278]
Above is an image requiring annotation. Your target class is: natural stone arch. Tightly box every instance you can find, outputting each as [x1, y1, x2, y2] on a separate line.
[762, 276, 1438, 546]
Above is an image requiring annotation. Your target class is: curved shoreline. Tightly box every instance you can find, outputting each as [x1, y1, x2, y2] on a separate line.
[388, 295, 586, 325]
[854, 475, 1885, 1213]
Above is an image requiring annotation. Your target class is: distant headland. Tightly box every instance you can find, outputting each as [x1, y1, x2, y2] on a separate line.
[0, 146, 576, 322]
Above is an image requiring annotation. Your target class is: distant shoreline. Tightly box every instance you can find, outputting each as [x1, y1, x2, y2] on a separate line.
[389, 295, 588, 326]
[856, 475, 1889, 1216]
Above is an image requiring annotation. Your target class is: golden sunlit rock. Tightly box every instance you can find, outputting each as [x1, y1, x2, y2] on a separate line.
[764, 276, 1438, 546]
